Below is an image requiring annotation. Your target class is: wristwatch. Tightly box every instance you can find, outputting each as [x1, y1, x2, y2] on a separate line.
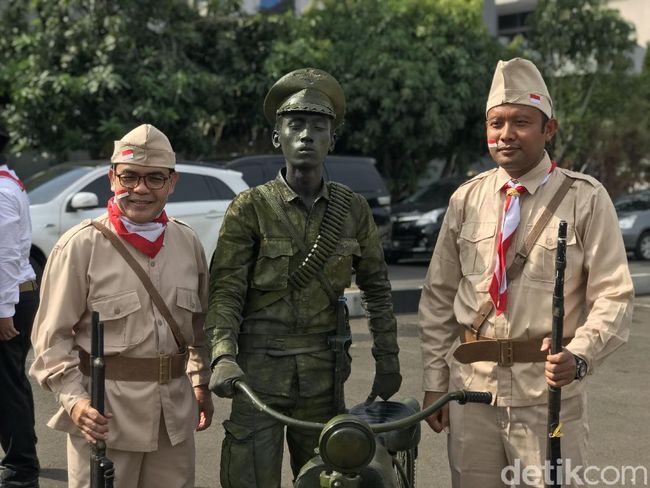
[573, 355, 588, 381]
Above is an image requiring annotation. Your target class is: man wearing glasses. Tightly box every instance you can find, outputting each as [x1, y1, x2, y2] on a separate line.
[30, 124, 214, 488]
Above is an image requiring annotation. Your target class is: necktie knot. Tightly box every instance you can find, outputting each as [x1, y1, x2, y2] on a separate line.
[503, 180, 527, 197]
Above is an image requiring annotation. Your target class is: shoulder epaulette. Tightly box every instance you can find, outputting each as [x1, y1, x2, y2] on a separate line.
[168, 216, 191, 228]
[56, 219, 95, 249]
[458, 168, 497, 189]
[557, 167, 600, 188]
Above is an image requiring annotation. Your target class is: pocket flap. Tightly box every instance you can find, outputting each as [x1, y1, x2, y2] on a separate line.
[223, 420, 254, 441]
[533, 225, 577, 251]
[259, 238, 294, 258]
[177, 287, 202, 313]
[459, 222, 496, 243]
[91, 290, 141, 320]
[336, 238, 361, 256]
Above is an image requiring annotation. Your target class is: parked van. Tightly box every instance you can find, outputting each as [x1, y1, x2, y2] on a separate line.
[224, 154, 392, 245]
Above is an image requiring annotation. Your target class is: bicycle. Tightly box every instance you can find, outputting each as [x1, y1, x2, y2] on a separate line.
[234, 381, 492, 488]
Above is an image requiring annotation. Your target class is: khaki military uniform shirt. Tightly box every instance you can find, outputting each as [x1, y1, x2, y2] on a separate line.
[30, 214, 210, 451]
[419, 153, 633, 407]
[206, 172, 398, 398]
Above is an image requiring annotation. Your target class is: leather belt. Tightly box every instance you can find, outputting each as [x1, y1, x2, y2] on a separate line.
[238, 332, 332, 357]
[19, 280, 38, 293]
[453, 335, 573, 366]
[79, 349, 188, 384]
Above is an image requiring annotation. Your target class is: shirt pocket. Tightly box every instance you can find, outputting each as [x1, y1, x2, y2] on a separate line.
[523, 224, 577, 283]
[176, 287, 202, 341]
[252, 237, 295, 291]
[458, 222, 496, 276]
[324, 238, 362, 291]
[91, 290, 142, 349]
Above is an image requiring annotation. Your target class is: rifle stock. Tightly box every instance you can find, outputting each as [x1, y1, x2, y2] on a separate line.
[90, 311, 115, 488]
[546, 221, 567, 488]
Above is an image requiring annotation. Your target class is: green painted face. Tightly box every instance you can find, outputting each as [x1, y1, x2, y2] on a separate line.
[273, 112, 335, 171]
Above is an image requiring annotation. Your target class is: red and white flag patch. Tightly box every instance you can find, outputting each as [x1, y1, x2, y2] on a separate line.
[487, 139, 498, 149]
[121, 149, 134, 161]
[115, 189, 129, 200]
[529, 93, 541, 105]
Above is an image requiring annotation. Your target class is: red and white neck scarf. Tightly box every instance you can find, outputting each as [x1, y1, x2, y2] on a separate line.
[0, 167, 25, 191]
[489, 162, 557, 316]
[107, 196, 168, 258]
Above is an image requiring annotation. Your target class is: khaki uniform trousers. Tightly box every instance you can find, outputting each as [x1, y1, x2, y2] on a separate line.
[66, 416, 195, 488]
[448, 392, 588, 488]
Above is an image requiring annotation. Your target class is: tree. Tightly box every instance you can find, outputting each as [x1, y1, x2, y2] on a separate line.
[0, 0, 287, 161]
[265, 0, 504, 195]
[525, 0, 640, 193]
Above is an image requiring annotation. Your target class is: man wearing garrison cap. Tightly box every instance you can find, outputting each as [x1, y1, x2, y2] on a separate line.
[205, 68, 401, 487]
[418, 58, 633, 487]
[30, 124, 214, 487]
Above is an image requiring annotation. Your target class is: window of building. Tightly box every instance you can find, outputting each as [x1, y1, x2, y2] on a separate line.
[259, 0, 294, 14]
[497, 10, 533, 39]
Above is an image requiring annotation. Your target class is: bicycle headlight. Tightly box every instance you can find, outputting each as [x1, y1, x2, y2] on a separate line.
[318, 414, 375, 473]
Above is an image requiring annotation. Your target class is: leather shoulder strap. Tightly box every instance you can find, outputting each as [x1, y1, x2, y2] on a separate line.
[469, 173, 575, 337]
[506, 173, 575, 282]
[90, 220, 187, 350]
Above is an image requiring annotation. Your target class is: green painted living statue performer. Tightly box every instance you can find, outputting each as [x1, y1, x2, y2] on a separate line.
[205, 68, 402, 487]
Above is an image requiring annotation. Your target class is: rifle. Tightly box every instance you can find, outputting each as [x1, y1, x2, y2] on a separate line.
[90, 311, 115, 488]
[330, 296, 352, 414]
[546, 221, 567, 488]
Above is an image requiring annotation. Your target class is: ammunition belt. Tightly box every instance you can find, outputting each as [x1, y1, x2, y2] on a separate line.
[289, 182, 354, 289]
[78, 349, 188, 384]
[238, 332, 332, 357]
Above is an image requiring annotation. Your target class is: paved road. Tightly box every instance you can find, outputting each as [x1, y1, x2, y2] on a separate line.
[30, 296, 650, 487]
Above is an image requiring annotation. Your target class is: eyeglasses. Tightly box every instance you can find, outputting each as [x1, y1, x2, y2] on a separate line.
[115, 172, 171, 190]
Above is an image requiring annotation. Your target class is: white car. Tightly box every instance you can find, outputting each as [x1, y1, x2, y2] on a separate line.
[26, 162, 248, 279]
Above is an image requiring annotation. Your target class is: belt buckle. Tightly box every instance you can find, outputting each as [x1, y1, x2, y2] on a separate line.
[497, 340, 514, 367]
[159, 354, 172, 384]
[266, 338, 286, 351]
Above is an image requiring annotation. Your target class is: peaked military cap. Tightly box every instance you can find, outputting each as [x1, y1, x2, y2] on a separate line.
[263, 68, 346, 128]
[486, 58, 553, 119]
[111, 124, 176, 169]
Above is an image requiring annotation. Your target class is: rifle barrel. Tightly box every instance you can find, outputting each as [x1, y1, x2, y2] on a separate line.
[546, 220, 567, 488]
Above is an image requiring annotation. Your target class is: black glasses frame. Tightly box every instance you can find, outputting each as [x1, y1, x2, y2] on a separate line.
[115, 172, 171, 190]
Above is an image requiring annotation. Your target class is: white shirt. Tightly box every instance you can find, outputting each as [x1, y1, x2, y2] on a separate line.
[0, 164, 36, 317]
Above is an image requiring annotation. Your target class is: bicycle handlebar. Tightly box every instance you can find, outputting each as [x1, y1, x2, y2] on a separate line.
[233, 381, 492, 433]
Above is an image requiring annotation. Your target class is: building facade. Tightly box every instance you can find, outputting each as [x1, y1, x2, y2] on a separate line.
[483, 0, 648, 72]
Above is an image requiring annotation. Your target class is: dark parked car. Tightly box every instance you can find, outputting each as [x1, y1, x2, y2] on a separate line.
[224, 154, 392, 244]
[615, 189, 650, 260]
[384, 176, 469, 263]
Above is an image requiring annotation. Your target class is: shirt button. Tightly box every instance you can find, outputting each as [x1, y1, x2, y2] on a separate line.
[156, 319, 162, 326]
[114, 307, 121, 314]
[150, 261, 156, 267]
[190, 302, 196, 308]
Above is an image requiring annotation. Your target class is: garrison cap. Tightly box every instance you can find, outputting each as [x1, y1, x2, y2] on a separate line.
[486, 58, 553, 119]
[264, 68, 346, 128]
[111, 124, 176, 169]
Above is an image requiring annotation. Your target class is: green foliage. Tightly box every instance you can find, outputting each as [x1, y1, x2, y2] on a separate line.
[0, 0, 286, 160]
[265, 0, 503, 194]
[525, 0, 646, 193]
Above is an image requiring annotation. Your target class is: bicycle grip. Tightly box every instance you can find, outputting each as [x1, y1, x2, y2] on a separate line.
[460, 390, 492, 405]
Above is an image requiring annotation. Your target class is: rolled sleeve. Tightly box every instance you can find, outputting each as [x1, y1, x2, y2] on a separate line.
[353, 196, 399, 364]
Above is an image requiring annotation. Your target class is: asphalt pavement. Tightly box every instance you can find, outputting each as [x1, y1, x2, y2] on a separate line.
[29, 288, 650, 487]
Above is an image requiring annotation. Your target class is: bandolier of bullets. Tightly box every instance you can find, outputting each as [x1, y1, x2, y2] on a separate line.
[289, 183, 354, 289]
